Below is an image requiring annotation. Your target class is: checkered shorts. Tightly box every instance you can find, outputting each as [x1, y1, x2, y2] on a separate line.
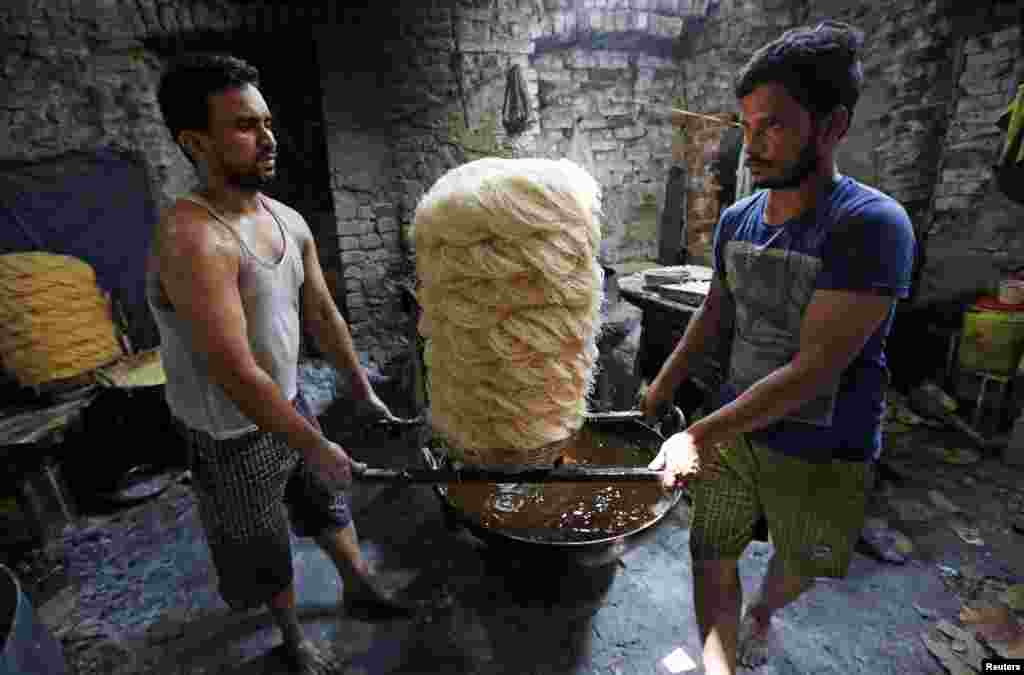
[179, 392, 351, 610]
[688, 434, 871, 579]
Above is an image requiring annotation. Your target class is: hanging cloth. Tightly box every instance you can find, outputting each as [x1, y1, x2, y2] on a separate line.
[502, 64, 530, 136]
[994, 82, 1024, 205]
[735, 139, 754, 202]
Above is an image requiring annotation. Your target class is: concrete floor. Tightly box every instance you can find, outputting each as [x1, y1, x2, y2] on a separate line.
[20, 416, 1024, 675]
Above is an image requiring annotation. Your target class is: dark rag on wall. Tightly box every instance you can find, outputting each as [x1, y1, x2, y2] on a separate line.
[0, 148, 160, 349]
[502, 64, 530, 136]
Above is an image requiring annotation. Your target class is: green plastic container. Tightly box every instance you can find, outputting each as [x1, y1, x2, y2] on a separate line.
[959, 297, 1024, 375]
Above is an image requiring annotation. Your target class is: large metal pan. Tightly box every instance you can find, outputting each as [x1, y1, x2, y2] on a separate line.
[414, 409, 687, 568]
[358, 410, 680, 485]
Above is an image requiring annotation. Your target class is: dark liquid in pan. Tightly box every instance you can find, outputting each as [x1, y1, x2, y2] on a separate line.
[445, 427, 665, 538]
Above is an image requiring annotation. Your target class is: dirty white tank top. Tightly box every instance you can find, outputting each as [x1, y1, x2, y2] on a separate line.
[146, 193, 304, 438]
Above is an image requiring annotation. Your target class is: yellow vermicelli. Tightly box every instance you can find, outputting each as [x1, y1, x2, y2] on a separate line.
[0, 252, 123, 387]
[413, 158, 604, 464]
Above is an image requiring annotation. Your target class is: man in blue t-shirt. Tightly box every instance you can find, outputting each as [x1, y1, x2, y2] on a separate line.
[641, 21, 916, 675]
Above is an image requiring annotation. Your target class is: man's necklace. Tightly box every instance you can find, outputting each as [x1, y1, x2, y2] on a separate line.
[754, 225, 785, 252]
[743, 174, 841, 266]
[745, 224, 786, 266]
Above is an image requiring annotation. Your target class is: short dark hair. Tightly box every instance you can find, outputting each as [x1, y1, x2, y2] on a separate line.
[735, 21, 865, 122]
[157, 53, 260, 160]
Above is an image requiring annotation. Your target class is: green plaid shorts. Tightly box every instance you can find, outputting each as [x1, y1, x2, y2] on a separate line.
[688, 434, 871, 579]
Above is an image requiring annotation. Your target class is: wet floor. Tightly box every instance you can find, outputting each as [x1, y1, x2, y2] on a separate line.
[16, 414, 1024, 675]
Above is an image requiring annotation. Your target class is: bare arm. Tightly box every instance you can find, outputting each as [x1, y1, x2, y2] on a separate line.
[157, 205, 332, 456]
[294, 213, 374, 400]
[687, 289, 894, 447]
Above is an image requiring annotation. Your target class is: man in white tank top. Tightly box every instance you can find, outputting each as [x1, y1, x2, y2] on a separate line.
[150, 54, 409, 673]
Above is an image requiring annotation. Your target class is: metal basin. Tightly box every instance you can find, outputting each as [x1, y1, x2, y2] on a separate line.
[0, 564, 67, 675]
[424, 415, 685, 568]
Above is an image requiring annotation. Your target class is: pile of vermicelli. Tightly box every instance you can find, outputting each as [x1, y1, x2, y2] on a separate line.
[413, 157, 604, 464]
[0, 252, 123, 387]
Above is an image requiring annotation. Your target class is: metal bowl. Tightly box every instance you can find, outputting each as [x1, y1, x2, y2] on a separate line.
[424, 412, 686, 567]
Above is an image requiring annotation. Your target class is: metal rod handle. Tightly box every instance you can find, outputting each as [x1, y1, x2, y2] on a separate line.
[355, 465, 665, 484]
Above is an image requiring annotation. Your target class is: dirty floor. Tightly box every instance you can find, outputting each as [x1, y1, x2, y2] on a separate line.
[11, 408, 1024, 675]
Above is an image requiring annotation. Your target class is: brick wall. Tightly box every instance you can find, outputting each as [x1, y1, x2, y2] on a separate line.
[386, 0, 700, 265]
[671, 115, 737, 261]
[0, 0, 409, 369]
[674, 0, 802, 262]
[0, 0, 249, 212]
[0, 0, 353, 212]
[4, 0, 1021, 375]
[923, 14, 1024, 304]
[673, 0, 1024, 305]
[314, 10, 410, 370]
[809, 0, 1024, 304]
[531, 46, 682, 263]
[527, 1, 701, 263]
[0, 0, 731, 371]
[367, 2, 545, 370]
[857, 0, 961, 295]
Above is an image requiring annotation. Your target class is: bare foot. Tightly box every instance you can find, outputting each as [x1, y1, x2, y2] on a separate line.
[961, 605, 1020, 643]
[275, 640, 342, 674]
[737, 611, 772, 669]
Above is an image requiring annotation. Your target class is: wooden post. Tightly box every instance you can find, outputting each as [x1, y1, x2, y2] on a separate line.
[658, 165, 688, 265]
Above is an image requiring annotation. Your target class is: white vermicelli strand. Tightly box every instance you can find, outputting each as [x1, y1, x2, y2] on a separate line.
[414, 157, 604, 464]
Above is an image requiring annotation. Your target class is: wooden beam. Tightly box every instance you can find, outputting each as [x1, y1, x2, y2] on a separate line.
[670, 108, 741, 128]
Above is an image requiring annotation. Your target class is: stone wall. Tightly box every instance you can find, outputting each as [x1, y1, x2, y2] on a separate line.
[802, 0, 1024, 304]
[527, 1, 720, 263]
[0, 1, 353, 213]
[673, 0, 915, 266]
[380, 0, 707, 366]
[314, 10, 412, 372]
[386, 1, 542, 232]
[923, 13, 1024, 304]
[0, 0, 407, 371]
[0, 0, 248, 213]
[673, 0, 803, 261]
[531, 46, 681, 262]
[0, 0, 729, 373]
[843, 1, 963, 294]
[672, 0, 1024, 304]
[352, 2, 543, 383]
[5, 0, 1021, 380]
[385, 1, 703, 264]
[672, 114, 737, 262]
[283, 1, 688, 369]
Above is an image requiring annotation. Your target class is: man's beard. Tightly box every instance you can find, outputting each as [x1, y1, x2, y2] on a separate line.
[228, 168, 276, 191]
[749, 138, 819, 191]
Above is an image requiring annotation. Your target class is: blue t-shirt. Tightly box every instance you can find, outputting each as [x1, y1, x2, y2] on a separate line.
[712, 175, 916, 462]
